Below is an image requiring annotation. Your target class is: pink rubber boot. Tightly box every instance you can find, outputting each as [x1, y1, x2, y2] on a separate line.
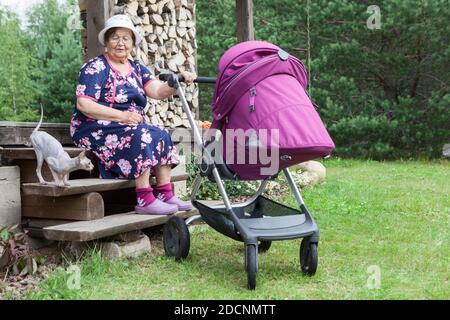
[135, 186, 178, 215]
[154, 183, 193, 211]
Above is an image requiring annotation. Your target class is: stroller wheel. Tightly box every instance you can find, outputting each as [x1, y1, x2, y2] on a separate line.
[258, 240, 272, 253]
[300, 238, 318, 276]
[163, 216, 190, 261]
[245, 244, 258, 290]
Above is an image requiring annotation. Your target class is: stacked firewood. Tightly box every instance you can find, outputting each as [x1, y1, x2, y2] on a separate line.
[80, 0, 198, 128]
[115, 0, 198, 128]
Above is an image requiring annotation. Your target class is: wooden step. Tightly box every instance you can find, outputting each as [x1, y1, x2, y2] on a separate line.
[2, 147, 98, 183]
[21, 174, 189, 197]
[42, 209, 198, 241]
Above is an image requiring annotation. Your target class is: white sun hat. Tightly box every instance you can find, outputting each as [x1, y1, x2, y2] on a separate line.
[98, 14, 142, 46]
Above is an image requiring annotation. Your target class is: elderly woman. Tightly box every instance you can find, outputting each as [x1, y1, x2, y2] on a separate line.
[70, 15, 195, 215]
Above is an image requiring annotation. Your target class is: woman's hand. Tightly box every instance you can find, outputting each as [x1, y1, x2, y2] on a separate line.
[120, 111, 143, 125]
[180, 71, 197, 84]
[145, 71, 198, 100]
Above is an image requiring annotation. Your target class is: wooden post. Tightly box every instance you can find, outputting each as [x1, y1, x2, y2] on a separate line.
[236, 0, 254, 42]
[86, 0, 114, 60]
[0, 166, 21, 228]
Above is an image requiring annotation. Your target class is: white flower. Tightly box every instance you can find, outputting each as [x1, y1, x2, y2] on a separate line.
[76, 84, 86, 96]
[115, 89, 128, 103]
[91, 130, 103, 140]
[128, 77, 138, 88]
[141, 132, 152, 144]
[85, 59, 106, 75]
[105, 134, 119, 149]
[117, 159, 132, 176]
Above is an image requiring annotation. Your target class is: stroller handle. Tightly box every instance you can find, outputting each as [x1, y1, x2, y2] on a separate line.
[195, 77, 216, 84]
[159, 73, 216, 84]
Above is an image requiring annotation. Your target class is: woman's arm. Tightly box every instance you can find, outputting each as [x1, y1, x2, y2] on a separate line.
[76, 98, 142, 124]
[144, 71, 197, 100]
[144, 80, 176, 100]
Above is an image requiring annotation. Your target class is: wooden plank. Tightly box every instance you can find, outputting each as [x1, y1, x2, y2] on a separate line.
[0, 122, 73, 146]
[22, 192, 104, 221]
[10, 159, 98, 184]
[23, 218, 73, 238]
[0, 122, 193, 147]
[0, 121, 71, 128]
[24, 218, 73, 229]
[236, 0, 254, 42]
[21, 174, 190, 197]
[1, 147, 90, 160]
[22, 178, 135, 197]
[42, 209, 199, 241]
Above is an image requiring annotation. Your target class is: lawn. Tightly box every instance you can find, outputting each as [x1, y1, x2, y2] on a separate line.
[25, 159, 449, 299]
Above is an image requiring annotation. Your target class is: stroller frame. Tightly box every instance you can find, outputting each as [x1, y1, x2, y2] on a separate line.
[161, 76, 320, 290]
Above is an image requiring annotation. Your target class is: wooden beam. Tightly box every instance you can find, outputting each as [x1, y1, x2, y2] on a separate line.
[42, 210, 198, 241]
[236, 0, 254, 42]
[0, 122, 193, 147]
[21, 174, 189, 197]
[86, 0, 114, 60]
[0, 122, 72, 146]
[1, 147, 89, 160]
[22, 192, 104, 221]
[9, 158, 98, 184]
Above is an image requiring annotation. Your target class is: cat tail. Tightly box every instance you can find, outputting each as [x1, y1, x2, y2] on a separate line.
[33, 103, 44, 133]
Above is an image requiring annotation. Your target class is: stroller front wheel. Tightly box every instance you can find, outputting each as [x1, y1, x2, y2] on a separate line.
[245, 244, 258, 290]
[300, 238, 318, 276]
[163, 216, 190, 261]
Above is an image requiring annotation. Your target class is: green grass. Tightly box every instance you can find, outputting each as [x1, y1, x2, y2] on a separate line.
[25, 159, 449, 299]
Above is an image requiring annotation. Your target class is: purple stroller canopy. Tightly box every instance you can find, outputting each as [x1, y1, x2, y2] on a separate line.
[212, 41, 309, 121]
[209, 41, 335, 180]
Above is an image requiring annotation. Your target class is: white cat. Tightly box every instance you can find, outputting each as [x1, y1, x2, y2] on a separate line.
[29, 105, 94, 187]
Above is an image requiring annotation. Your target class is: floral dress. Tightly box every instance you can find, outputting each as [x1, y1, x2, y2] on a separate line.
[70, 53, 180, 180]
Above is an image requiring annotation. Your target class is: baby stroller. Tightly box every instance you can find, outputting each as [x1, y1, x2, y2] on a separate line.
[159, 41, 335, 289]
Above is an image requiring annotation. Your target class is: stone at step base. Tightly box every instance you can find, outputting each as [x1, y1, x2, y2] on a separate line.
[99, 234, 151, 259]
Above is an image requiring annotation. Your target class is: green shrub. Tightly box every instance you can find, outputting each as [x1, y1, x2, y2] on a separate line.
[186, 154, 258, 200]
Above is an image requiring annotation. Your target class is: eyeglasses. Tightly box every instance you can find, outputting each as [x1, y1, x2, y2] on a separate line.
[109, 36, 133, 45]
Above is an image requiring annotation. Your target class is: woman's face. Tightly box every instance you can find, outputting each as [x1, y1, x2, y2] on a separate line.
[106, 28, 134, 60]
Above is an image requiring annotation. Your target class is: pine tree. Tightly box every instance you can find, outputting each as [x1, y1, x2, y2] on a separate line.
[27, 0, 83, 123]
[0, 8, 40, 121]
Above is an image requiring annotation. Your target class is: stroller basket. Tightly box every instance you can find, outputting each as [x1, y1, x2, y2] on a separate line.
[194, 195, 317, 242]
